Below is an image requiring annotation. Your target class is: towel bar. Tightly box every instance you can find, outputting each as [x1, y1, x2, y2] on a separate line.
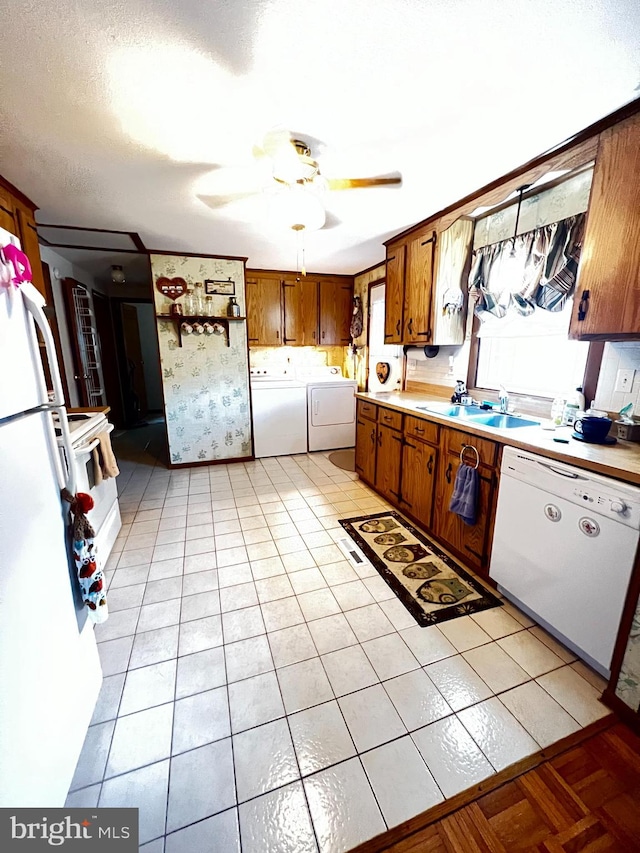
[459, 444, 480, 470]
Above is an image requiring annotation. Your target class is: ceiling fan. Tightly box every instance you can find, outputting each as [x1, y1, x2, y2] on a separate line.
[197, 129, 402, 231]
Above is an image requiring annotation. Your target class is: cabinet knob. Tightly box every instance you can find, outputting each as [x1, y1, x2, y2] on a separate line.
[445, 462, 452, 483]
[407, 318, 414, 336]
[395, 319, 400, 336]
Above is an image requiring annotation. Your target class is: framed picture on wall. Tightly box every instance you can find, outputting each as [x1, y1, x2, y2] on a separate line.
[204, 278, 235, 295]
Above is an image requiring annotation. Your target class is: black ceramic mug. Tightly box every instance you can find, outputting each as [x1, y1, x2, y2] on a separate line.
[574, 414, 612, 442]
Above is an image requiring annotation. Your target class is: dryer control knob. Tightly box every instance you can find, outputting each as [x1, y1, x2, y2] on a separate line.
[611, 500, 627, 514]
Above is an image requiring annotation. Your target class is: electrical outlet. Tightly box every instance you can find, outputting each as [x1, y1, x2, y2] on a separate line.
[407, 358, 417, 374]
[616, 368, 635, 392]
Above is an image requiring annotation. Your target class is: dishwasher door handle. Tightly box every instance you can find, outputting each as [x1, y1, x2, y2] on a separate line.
[535, 459, 587, 479]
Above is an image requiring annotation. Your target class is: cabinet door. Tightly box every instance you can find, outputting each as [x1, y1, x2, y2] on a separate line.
[246, 278, 282, 345]
[0, 187, 17, 233]
[375, 423, 403, 503]
[355, 417, 377, 484]
[15, 207, 46, 298]
[399, 438, 437, 529]
[384, 244, 405, 343]
[431, 452, 494, 573]
[319, 279, 352, 345]
[569, 116, 640, 339]
[403, 231, 435, 343]
[282, 278, 301, 345]
[300, 278, 319, 345]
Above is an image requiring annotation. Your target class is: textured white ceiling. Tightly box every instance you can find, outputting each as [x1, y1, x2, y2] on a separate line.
[1, 0, 638, 273]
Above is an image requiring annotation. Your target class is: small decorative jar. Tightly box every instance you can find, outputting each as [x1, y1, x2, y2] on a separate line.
[205, 295, 215, 316]
[194, 282, 205, 314]
[183, 286, 195, 315]
[227, 296, 240, 317]
[170, 302, 183, 317]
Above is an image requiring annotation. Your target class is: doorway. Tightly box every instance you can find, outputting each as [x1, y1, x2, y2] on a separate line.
[113, 299, 163, 427]
[367, 283, 403, 392]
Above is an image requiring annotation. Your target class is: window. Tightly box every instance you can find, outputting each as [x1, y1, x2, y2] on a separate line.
[474, 299, 589, 398]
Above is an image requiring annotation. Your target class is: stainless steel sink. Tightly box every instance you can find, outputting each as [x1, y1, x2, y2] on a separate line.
[415, 403, 480, 417]
[467, 413, 539, 429]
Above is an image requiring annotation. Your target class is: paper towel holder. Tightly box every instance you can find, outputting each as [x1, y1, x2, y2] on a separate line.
[403, 344, 440, 359]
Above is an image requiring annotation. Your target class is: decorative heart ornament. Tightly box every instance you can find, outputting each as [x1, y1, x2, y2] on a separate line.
[156, 276, 187, 300]
[376, 362, 390, 384]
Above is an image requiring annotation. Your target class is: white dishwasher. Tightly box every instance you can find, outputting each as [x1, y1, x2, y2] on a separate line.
[490, 446, 640, 677]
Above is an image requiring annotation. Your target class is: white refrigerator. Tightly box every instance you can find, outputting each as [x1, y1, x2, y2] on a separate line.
[0, 229, 102, 807]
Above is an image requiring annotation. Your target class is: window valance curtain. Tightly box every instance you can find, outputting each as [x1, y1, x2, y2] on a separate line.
[469, 212, 586, 322]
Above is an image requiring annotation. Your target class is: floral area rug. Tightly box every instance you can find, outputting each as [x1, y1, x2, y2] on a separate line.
[339, 511, 502, 627]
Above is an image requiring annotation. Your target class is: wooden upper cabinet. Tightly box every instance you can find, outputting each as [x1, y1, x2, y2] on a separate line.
[0, 179, 46, 299]
[246, 277, 282, 345]
[569, 115, 640, 340]
[319, 278, 352, 345]
[282, 277, 318, 345]
[384, 243, 405, 343]
[0, 186, 18, 233]
[14, 206, 45, 296]
[403, 231, 436, 343]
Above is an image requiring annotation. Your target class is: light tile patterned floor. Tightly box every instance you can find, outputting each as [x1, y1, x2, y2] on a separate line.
[66, 424, 610, 852]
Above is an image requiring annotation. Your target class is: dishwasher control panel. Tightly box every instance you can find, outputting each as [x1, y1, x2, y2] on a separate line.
[502, 447, 640, 531]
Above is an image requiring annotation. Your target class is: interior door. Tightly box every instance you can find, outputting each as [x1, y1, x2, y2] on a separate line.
[122, 303, 148, 419]
[61, 278, 106, 407]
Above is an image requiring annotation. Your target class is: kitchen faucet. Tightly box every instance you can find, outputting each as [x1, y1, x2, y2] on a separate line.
[499, 385, 509, 413]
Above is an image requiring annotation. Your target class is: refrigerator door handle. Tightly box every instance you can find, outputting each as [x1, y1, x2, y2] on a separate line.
[20, 281, 66, 406]
[19, 282, 77, 494]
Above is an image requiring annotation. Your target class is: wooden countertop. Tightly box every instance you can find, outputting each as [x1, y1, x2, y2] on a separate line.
[356, 391, 640, 487]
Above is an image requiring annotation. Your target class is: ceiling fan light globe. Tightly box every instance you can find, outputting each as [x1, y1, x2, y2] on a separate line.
[269, 185, 325, 231]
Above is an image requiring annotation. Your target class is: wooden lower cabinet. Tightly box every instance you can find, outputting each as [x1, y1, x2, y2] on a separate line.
[399, 438, 437, 529]
[431, 451, 495, 574]
[355, 416, 377, 483]
[354, 399, 499, 575]
[375, 423, 403, 502]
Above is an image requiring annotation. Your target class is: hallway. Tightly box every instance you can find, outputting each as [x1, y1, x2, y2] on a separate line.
[66, 425, 610, 852]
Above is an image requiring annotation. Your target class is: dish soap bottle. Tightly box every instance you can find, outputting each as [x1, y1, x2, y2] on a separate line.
[551, 396, 566, 425]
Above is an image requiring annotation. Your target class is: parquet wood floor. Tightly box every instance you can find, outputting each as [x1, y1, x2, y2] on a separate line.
[353, 723, 640, 853]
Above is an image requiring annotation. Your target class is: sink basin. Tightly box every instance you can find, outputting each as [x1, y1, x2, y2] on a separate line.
[467, 413, 539, 429]
[416, 403, 479, 417]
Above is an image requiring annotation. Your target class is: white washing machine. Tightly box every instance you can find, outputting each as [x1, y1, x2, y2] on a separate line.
[250, 369, 308, 458]
[302, 367, 358, 452]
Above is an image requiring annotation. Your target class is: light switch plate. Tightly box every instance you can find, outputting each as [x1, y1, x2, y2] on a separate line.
[616, 368, 635, 392]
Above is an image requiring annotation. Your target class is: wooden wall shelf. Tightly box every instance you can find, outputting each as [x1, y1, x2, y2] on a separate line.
[155, 314, 246, 347]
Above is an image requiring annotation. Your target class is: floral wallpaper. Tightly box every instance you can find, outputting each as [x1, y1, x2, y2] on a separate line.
[150, 254, 252, 465]
[615, 592, 640, 713]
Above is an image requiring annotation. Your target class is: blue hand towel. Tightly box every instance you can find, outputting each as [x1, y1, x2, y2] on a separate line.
[449, 463, 479, 525]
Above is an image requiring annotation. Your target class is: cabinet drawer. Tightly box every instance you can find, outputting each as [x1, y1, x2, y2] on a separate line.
[444, 428, 497, 469]
[377, 407, 403, 431]
[357, 399, 377, 421]
[404, 415, 439, 445]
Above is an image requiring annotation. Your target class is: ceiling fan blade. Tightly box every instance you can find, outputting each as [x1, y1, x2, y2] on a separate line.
[326, 173, 402, 191]
[197, 191, 259, 210]
[322, 211, 342, 230]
